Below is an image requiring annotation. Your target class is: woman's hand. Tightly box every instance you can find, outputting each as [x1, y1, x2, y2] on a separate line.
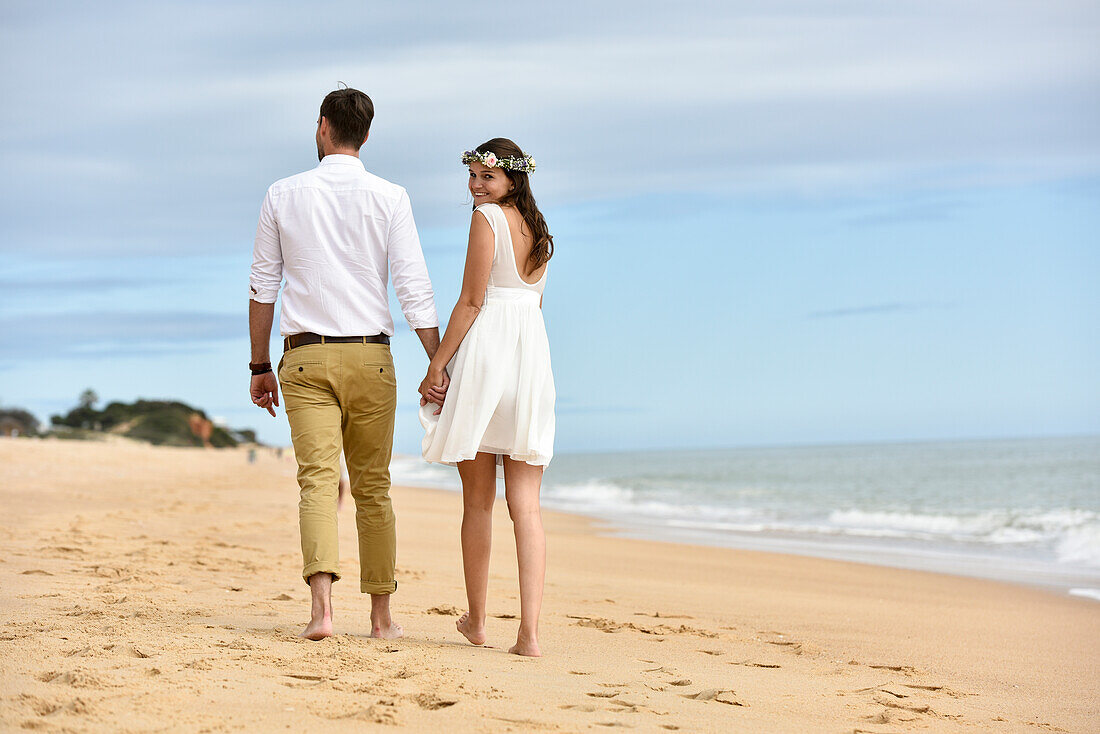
[419, 366, 450, 415]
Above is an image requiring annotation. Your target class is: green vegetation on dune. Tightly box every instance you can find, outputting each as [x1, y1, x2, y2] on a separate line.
[47, 391, 258, 448]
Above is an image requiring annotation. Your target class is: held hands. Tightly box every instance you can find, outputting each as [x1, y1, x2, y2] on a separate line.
[250, 372, 280, 417]
[418, 365, 450, 416]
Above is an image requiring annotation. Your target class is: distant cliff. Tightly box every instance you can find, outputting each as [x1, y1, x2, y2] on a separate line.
[0, 408, 40, 437]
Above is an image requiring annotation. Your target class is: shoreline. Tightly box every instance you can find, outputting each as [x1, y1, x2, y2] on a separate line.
[408, 479, 1093, 601]
[2, 439, 1097, 731]
[389, 453, 1100, 598]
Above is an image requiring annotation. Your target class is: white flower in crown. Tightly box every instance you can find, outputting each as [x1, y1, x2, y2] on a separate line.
[484, 152, 498, 167]
[527, 157, 536, 169]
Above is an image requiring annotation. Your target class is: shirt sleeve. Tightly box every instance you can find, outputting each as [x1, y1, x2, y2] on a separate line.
[387, 189, 439, 330]
[249, 187, 283, 303]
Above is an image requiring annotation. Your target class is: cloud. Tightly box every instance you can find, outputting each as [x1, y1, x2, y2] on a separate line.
[0, 311, 242, 362]
[843, 199, 968, 227]
[0, 277, 163, 294]
[807, 302, 954, 319]
[555, 398, 644, 415]
[1, 1, 1097, 255]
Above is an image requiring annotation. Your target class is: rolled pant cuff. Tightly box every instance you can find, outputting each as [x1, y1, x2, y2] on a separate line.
[302, 562, 341, 585]
[360, 580, 396, 595]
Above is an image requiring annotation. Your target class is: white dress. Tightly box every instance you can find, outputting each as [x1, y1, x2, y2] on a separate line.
[420, 203, 556, 467]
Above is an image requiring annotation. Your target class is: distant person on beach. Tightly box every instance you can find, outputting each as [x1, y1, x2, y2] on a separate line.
[248, 87, 443, 641]
[419, 139, 555, 657]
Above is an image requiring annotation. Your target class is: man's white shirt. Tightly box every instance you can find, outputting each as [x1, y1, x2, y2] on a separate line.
[249, 154, 438, 337]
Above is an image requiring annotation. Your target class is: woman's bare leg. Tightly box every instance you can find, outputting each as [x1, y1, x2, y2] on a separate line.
[503, 458, 545, 657]
[455, 452, 498, 645]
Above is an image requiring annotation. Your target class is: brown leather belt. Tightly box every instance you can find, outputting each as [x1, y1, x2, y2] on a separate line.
[283, 332, 390, 352]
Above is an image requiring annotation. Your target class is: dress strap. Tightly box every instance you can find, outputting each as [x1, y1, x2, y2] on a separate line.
[475, 203, 508, 264]
[475, 203, 503, 233]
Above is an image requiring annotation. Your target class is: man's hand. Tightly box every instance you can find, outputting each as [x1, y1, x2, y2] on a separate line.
[251, 372, 280, 417]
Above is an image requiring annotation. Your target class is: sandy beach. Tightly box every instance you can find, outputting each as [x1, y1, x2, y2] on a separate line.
[1, 439, 1097, 733]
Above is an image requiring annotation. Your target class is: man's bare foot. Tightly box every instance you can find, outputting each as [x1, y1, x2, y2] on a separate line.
[370, 622, 404, 640]
[509, 637, 541, 657]
[456, 612, 486, 645]
[301, 572, 334, 640]
[300, 615, 333, 640]
[367, 592, 402, 640]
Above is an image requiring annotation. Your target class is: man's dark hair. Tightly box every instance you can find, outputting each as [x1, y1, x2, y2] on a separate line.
[319, 88, 374, 149]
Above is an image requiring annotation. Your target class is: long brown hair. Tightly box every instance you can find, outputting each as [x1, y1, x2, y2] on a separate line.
[473, 138, 553, 273]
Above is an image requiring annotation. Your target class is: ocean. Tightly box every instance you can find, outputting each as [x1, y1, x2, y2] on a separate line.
[390, 435, 1100, 598]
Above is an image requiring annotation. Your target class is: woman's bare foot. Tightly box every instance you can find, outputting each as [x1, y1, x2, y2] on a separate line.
[300, 615, 333, 640]
[456, 612, 486, 645]
[508, 636, 541, 657]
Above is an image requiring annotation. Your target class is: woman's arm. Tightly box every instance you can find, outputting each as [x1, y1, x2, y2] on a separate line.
[419, 212, 494, 400]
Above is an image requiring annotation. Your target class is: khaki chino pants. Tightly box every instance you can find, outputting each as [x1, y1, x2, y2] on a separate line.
[278, 342, 398, 594]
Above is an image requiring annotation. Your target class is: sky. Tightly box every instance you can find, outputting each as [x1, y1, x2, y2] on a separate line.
[2, 1, 1098, 454]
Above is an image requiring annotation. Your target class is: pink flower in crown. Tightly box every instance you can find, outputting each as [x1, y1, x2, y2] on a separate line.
[484, 152, 498, 167]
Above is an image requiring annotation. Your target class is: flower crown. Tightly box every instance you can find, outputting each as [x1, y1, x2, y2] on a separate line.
[461, 149, 536, 173]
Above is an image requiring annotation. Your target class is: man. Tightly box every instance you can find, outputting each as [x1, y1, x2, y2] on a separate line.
[248, 87, 445, 640]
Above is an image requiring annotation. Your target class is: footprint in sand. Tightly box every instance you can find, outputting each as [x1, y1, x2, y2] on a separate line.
[868, 663, 920, 674]
[425, 604, 460, 615]
[847, 682, 955, 727]
[414, 692, 457, 710]
[568, 614, 719, 639]
[42, 545, 84, 556]
[681, 689, 745, 706]
[38, 669, 113, 689]
[323, 701, 400, 725]
[904, 683, 973, 699]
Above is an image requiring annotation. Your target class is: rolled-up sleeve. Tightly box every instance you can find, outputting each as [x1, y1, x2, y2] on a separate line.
[387, 189, 439, 330]
[249, 188, 282, 303]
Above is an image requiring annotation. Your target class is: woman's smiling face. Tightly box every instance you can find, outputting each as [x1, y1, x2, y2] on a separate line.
[468, 161, 512, 205]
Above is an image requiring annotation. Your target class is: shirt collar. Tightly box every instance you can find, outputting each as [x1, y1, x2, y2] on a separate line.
[319, 154, 365, 168]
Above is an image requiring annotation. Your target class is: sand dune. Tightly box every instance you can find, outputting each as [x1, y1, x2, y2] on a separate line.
[1, 439, 1097, 732]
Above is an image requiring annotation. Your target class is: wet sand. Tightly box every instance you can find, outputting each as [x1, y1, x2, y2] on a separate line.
[1, 439, 1097, 732]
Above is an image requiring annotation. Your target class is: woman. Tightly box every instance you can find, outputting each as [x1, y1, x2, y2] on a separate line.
[419, 138, 555, 657]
